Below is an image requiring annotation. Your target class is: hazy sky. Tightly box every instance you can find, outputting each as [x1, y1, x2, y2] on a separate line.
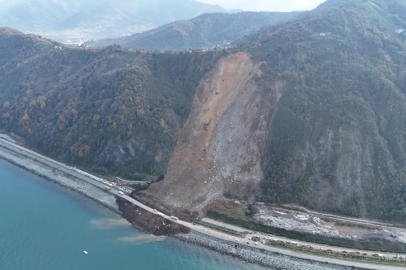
[196, 0, 327, 12]
[0, 0, 327, 12]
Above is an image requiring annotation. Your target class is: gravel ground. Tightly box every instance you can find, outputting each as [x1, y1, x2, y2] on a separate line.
[254, 206, 406, 243]
[0, 146, 119, 213]
[254, 208, 345, 238]
[176, 231, 367, 270]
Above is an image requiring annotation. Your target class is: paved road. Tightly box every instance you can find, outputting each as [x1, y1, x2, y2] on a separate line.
[116, 177, 150, 185]
[202, 218, 249, 233]
[0, 138, 120, 195]
[0, 134, 17, 143]
[1, 137, 405, 270]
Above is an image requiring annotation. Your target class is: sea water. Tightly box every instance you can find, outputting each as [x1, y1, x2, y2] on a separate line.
[0, 159, 267, 270]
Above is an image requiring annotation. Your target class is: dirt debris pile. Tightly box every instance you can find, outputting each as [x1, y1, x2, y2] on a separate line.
[117, 198, 190, 236]
[144, 52, 281, 213]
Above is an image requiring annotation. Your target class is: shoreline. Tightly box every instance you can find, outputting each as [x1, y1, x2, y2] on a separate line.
[0, 142, 394, 270]
[175, 231, 367, 270]
[0, 146, 120, 214]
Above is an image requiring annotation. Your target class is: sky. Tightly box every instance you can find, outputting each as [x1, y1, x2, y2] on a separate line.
[0, 0, 327, 12]
[196, 0, 327, 12]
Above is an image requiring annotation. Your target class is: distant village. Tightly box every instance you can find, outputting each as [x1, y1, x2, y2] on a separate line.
[52, 40, 233, 55]
[51, 27, 406, 55]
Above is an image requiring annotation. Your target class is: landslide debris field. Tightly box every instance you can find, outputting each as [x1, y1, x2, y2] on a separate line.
[208, 200, 406, 253]
[146, 52, 280, 213]
[253, 205, 406, 245]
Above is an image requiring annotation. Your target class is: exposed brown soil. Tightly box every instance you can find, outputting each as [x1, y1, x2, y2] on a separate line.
[143, 51, 282, 214]
[117, 197, 190, 236]
[135, 192, 199, 222]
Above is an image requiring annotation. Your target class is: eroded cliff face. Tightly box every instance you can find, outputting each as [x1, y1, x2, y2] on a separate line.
[145, 52, 281, 212]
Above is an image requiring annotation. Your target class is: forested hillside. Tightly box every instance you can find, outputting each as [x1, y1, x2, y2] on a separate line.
[242, 0, 406, 221]
[0, 27, 224, 180]
[3, 0, 406, 222]
[86, 11, 300, 51]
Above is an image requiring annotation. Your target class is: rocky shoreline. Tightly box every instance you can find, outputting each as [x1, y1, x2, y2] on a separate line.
[176, 231, 367, 270]
[0, 146, 120, 214]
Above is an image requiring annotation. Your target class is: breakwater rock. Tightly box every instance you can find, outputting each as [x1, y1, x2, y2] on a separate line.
[176, 231, 366, 270]
[0, 146, 119, 213]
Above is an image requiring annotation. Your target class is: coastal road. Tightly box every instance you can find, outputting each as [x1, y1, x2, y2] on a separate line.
[0, 138, 123, 196]
[0, 136, 405, 270]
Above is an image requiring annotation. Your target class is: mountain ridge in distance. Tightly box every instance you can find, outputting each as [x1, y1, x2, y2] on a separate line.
[85, 11, 301, 51]
[0, 0, 231, 44]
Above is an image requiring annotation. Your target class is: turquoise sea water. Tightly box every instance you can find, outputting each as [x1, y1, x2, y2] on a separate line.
[0, 159, 268, 270]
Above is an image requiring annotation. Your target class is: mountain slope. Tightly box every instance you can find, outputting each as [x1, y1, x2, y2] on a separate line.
[0, 27, 224, 180]
[0, 0, 229, 43]
[2, 0, 406, 223]
[85, 12, 300, 51]
[143, 0, 406, 220]
[146, 51, 276, 212]
[0, 0, 99, 32]
[242, 0, 406, 220]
